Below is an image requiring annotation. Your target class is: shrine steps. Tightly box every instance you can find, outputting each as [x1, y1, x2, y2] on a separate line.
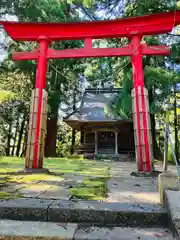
[0, 219, 174, 240]
[0, 198, 168, 226]
[84, 153, 135, 161]
[95, 153, 134, 161]
[0, 198, 176, 239]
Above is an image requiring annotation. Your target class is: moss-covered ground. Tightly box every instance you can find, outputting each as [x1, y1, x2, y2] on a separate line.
[0, 156, 110, 200]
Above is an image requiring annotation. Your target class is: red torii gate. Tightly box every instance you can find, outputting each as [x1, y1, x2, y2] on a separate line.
[1, 11, 180, 173]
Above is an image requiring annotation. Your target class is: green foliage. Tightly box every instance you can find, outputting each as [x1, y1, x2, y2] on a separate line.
[168, 144, 175, 164]
[56, 122, 72, 157]
[0, 91, 16, 102]
[56, 121, 81, 157]
[108, 65, 179, 119]
[67, 0, 92, 8]
[112, 69, 133, 119]
[124, 0, 175, 17]
[0, 0, 85, 157]
[177, 1, 180, 9]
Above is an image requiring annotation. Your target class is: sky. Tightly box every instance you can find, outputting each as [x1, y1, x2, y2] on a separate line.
[0, 14, 18, 63]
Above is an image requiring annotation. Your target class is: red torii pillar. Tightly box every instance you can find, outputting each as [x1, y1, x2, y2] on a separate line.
[1, 11, 180, 173]
[27, 37, 49, 169]
[131, 36, 152, 172]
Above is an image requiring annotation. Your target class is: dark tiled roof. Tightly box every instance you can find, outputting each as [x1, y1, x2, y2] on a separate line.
[64, 88, 124, 122]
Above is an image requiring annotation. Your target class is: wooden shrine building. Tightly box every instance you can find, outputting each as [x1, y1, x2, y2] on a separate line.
[64, 88, 135, 158]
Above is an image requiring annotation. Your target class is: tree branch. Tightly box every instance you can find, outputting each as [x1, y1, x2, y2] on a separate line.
[167, 33, 180, 37]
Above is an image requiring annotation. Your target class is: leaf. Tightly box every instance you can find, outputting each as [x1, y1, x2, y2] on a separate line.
[83, 0, 92, 8]
[0, 91, 16, 102]
[177, 1, 180, 9]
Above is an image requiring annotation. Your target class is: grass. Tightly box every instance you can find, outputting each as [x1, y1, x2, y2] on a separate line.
[0, 156, 110, 201]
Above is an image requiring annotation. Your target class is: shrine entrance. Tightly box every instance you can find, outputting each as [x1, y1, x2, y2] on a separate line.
[98, 132, 115, 154]
[1, 11, 180, 173]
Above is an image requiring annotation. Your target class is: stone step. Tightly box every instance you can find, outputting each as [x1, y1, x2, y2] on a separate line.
[0, 198, 167, 227]
[164, 190, 180, 240]
[74, 224, 175, 240]
[0, 219, 175, 240]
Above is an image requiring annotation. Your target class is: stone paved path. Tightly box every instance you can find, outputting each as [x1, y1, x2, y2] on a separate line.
[0, 161, 177, 239]
[106, 162, 160, 204]
[0, 161, 175, 205]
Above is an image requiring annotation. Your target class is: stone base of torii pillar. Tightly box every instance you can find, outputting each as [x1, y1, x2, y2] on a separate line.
[25, 89, 47, 170]
[131, 86, 154, 173]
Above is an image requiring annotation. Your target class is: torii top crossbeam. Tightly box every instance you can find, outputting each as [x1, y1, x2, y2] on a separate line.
[1, 11, 180, 41]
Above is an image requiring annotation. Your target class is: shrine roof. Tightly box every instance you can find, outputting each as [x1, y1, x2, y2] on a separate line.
[64, 88, 129, 123]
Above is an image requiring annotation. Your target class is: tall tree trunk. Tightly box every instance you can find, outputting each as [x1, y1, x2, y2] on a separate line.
[70, 93, 76, 154]
[71, 129, 76, 154]
[150, 113, 161, 159]
[20, 121, 28, 157]
[149, 88, 162, 159]
[174, 84, 179, 163]
[80, 131, 84, 144]
[11, 118, 19, 156]
[45, 111, 58, 157]
[16, 114, 25, 157]
[6, 122, 12, 156]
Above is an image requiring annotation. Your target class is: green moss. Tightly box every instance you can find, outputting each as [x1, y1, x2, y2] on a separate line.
[70, 186, 107, 200]
[0, 156, 110, 200]
[15, 193, 24, 198]
[66, 155, 84, 160]
[0, 191, 10, 198]
[69, 177, 108, 200]
[83, 177, 109, 187]
[0, 180, 6, 184]
[9, 174, 64, 183]
[0, 191, 24, 199]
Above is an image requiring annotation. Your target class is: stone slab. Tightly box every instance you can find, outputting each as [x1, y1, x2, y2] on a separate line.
[164, 190, 180, 239]
[165, 190, 180, 221]
[48, 200, 168, 227]
[18, 184, 53, 198]
[158, 171, 180, 205]
[0, 195, 168, 228]
[74, 225, 173, 240]
[0, 219, 77, 240]
[17, 168, 49, 174]
[0, 183, 24, 193]
[39, 179, 64, 186]
[0, 198, 53, 221]
[106, 177, 159, 204]
[107, 192, 159, 204]
[61, 180, 81, 189]
[38, 186, 71, 200]
[63, 174, 86, 182]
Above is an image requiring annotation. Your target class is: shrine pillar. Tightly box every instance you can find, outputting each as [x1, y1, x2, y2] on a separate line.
[25, 37, 49, 170]
[131, 35, 153, 173]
